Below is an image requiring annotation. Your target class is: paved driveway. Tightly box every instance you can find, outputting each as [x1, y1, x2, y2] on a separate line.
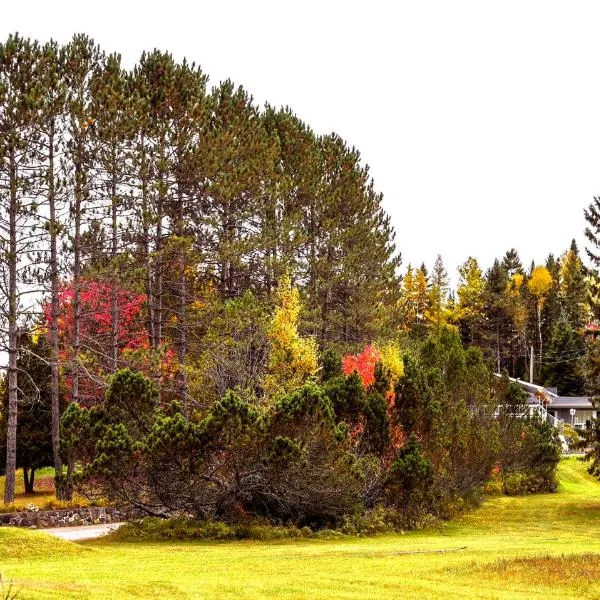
[42, 522, 125, 541]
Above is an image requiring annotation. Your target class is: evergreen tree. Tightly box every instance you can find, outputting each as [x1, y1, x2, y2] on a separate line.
[501, 248, 523, 278]
[584, 197, 600, 268]
[483, 259, 510, 373]
[203, 79, 276, 299]
[35, 40, 69, 498]
[89, 52, 134, 373]
[0, 35, 44, 503]
[541, 253, 562, 359]
[456, 257, 486, 346]
[428, 254, 449, 334]
[543, 318, 585, 395]
[559, 240, 588, 329]
[61, 35, 104, 407]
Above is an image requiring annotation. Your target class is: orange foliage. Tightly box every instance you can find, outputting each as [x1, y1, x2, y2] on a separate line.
[342, 345, 381, 388]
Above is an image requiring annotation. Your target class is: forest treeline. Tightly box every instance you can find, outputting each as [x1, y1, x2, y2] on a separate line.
[4, 33, 599, 524]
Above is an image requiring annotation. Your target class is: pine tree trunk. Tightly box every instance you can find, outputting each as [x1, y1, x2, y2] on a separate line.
[176, 182, 189, 415]
[4, 150, 19, 505]
[110, 151, 119, 372]
[309, 198, 317, 337]
[48, 119, 65, 499]
[496, 326, 501, 374]
[153, 170, 164, 348]
[140, 136, 155, 348]
[71, 139, 82, 404]
[23, 467, 35, 495]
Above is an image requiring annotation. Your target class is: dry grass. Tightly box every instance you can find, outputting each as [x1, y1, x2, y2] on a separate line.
[0, 468, 96, 512]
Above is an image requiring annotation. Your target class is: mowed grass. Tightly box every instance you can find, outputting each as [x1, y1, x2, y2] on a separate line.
[2, 457, 600, 599]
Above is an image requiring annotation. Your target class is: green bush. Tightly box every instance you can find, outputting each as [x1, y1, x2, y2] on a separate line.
[502, 471, 558, 495]
[111, 517, 315, 542]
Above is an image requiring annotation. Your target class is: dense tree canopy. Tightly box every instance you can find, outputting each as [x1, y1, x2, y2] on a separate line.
[0, 32, 579, 518]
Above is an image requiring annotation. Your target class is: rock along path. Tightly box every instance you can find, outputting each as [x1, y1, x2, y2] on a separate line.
[42, 522, 126, 541]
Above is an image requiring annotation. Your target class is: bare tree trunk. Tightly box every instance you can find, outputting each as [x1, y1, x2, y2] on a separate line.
[4, 150, 19, 505]
[496, 326, 501, 374]
[220, 205, 229, 298]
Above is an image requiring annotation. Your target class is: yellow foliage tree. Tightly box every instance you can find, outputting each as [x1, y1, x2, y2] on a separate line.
[401, 265, 429, 330]
[528, 265, 553, 369]
[263, 275, 319, 399]
[378, 341, 404, 384]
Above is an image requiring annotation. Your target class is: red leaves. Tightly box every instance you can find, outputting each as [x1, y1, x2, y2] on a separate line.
[342, 345, 381, 388]
[43, 279, 149, 403]
[44, 280, 147, 351]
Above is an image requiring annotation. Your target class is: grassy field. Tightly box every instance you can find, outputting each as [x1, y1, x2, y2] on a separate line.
[0, 468, 57, 510]
[1, 457, 600, 599]
[0, 468, 96, 512]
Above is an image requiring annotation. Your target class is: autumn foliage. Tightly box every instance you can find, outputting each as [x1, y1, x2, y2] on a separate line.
[342, 343, 404, 396]
[42, 279, 174, 403]
[342, 345, 381, 388]
[44, 280, 148, 357]
[263, 275, 318, 399]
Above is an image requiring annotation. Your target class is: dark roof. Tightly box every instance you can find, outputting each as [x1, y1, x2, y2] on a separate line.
[547, 397, 593, 409]
[494, 374, 596, 410]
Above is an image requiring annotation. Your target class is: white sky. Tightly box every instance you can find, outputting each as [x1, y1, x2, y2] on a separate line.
[3, 0, 600, 283]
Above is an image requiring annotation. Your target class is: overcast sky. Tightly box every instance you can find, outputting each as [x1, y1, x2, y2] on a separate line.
[3, 1, 599, 283]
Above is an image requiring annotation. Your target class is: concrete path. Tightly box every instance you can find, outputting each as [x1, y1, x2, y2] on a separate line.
[42, 522, 126, 541]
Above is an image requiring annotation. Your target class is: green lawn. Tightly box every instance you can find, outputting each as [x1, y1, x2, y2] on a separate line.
[2, 457, 600, 599]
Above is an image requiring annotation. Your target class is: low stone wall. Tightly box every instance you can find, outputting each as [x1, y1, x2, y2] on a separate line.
[0, 507, 122, 528]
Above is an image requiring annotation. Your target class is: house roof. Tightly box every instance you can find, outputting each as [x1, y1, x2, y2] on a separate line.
[493, 373, 595, 410]
[546, 397, 594, 409]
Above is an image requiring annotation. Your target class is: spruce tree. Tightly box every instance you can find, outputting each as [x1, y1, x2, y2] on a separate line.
[559, 240, 588, 330]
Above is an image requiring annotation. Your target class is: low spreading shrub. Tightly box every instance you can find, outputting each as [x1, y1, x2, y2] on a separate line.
[110, 517, 314, 542]
[502, 472, 558, 495]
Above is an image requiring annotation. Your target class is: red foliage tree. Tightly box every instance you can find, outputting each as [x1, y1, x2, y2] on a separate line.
[342, 345, 381, 388]
[43, 279, 174, 403]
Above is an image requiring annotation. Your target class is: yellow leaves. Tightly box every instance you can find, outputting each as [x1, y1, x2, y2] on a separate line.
[263, 274, 318, 400]
[401, 265, 429, 328]
[190, 299, 204, 311]
[528, 266, 552, 299]
[378, 341, 404, 384]
[509, 273, 524, 294]
[30, 325, 46, 346]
